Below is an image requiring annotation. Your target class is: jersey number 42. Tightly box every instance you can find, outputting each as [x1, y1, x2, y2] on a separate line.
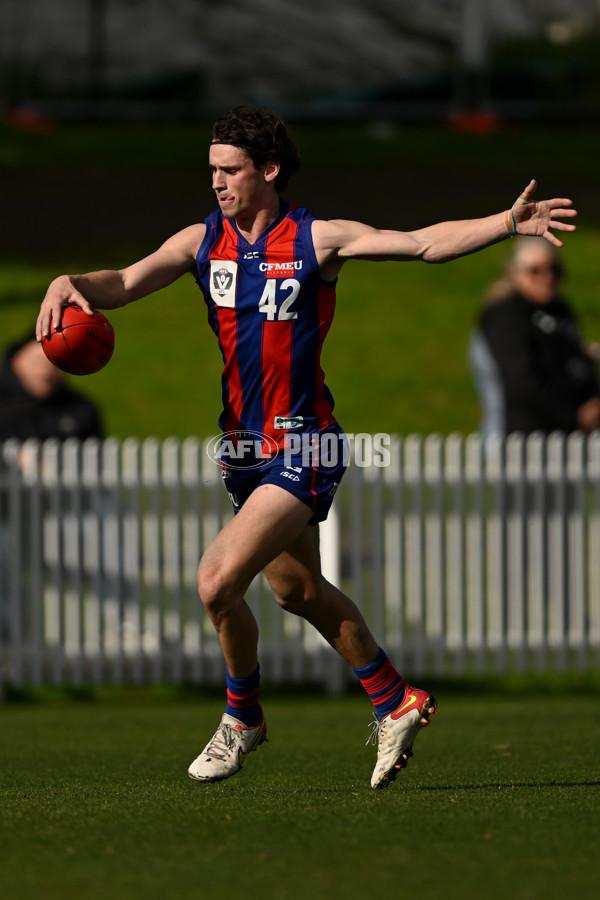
[258, 278, 300, 321]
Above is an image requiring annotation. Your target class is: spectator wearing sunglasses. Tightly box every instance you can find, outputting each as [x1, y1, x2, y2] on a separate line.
[469, 237, 600, 438]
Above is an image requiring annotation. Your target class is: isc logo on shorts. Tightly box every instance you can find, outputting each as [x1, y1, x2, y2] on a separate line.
[281, 471, 300, 482]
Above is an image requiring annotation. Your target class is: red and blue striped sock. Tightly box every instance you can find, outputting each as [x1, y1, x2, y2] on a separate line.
[225, 664, 261, 726]
[353, 648, 406, 721]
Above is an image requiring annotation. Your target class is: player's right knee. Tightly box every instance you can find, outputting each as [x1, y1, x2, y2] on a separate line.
[196, 561, 239, 615]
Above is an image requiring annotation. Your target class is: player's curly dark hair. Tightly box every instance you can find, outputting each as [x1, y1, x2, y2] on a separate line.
[211, 106, 301, 193]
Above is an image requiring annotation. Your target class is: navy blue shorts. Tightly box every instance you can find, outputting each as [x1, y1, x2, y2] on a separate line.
[221, 428, 347, 525]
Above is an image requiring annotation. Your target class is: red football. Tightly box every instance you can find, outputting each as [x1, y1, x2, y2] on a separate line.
[41, 303, 115, 375]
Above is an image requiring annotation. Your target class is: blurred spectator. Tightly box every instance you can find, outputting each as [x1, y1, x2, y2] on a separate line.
[469, 237, 600, 438]
[0, 333, 103, 643]
[0, 332, 103, 442]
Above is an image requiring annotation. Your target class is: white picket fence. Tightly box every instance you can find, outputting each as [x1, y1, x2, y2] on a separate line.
[1, 432, 599, 696]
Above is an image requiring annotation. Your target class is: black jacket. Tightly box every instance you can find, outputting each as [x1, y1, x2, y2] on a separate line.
[0, 342, 103, 442]
[478, 291, 600, 435]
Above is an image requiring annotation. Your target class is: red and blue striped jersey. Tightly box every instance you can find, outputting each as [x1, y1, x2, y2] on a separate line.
[195, 201, 338, 449]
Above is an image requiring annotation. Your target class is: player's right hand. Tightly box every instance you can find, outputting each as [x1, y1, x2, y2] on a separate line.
[36, 275, 96, 341]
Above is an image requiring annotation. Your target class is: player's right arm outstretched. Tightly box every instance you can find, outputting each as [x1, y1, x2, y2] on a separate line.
[36, 224, 205, 341]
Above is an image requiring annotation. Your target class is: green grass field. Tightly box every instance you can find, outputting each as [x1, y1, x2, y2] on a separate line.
[1, 690, 599, 900]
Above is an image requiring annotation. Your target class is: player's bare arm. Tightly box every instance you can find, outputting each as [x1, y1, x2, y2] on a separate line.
[36, 223, 206, 340]
[313, 180, 576, 279]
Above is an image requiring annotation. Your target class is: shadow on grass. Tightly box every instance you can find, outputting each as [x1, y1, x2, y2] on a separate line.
[420, 780, 600, 790]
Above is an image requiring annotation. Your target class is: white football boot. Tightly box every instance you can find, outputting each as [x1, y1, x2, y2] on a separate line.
[369, 687, 436, 789]
[188, 711, 267, 783]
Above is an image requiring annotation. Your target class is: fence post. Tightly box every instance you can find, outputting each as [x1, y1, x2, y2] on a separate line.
[445, 433, 465, 674]
[465, 433, 485, 672]
[567, 432, 587, 669]
[547, 432, 568, 669]
[525, 432, 547, 671]
[506, 433, 526, 669]
[588, 432, 600, 666]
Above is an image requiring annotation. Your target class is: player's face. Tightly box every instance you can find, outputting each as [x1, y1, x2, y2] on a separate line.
[209, 144, 273, 219]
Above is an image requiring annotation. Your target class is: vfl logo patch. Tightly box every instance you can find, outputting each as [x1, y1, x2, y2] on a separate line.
[210, 260, 237, 307]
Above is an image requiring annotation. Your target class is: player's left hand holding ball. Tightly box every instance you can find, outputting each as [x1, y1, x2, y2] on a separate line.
[41, 303, 115, 375]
